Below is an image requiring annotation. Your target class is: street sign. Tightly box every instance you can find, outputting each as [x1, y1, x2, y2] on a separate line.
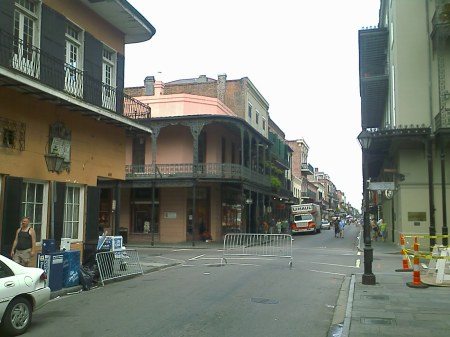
[368, 182, 395, 191]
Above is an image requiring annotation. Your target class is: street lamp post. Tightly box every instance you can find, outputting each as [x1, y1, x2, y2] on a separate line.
[358, 130, 376, 285]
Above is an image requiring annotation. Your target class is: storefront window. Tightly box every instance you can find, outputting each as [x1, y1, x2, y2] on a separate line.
[221, 204, 242, 233]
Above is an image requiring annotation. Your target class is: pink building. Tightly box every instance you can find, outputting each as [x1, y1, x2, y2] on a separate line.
[113, 78, 273, 243]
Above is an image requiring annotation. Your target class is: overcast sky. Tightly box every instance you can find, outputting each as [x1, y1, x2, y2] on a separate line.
[124, 0, 381, 209]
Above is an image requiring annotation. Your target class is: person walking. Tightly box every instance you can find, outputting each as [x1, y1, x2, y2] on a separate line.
[338, 218, 346, 238]
[11, 216, 36, 267]
[379, 219, 388, 242]
[333, 218, 340, 238]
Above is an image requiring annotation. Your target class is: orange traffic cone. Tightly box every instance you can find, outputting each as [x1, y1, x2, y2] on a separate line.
[406, 236, 428, 288]
[396, 234, 413, 272]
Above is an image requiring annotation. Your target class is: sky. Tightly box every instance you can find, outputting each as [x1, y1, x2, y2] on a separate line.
[124, 0, 381, 209]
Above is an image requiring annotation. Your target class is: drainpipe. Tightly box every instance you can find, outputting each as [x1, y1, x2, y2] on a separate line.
[427, 137, 436, 250]
[440, 136, 448, 246]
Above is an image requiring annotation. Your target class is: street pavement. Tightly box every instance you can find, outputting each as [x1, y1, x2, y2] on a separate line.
[342, 234, 450, 337]
[52, 235, 450, 337]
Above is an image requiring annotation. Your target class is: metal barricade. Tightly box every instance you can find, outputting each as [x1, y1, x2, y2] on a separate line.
[95, 249, 143, 286]
[221, 233, 293, 268]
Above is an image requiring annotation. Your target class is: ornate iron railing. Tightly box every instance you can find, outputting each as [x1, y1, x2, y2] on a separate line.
[0, 30, 150, 119]
[125, 163, 271, 186]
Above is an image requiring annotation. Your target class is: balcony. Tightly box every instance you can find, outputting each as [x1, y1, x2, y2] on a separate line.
[301, 163, 314, 176]
[301, 191, 317, 201]
[435, 110, 450, 129]
[358, 27, 389, 129]
[0, 31, 150, 120]
[125, 163, 271, 187]
[432, 1, 450, 34]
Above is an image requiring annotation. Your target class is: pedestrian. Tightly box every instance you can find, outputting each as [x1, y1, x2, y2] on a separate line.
[263, 221, 269, 234]
[276, 219, 282, 234]
[269, 218, 275, 234]
[11, 216, 36, 267]
[333, 218, 340, 238]
[371, 218, 379, 241]
[339, 218, 345, 238]
[379, 219, 388, 242]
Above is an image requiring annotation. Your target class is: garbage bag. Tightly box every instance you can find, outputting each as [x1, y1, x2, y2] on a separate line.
[79, 265, 93, 291]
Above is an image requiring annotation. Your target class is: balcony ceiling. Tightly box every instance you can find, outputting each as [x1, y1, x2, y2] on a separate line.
[0, 73, 151, 134]
[81, 0, 156, 43]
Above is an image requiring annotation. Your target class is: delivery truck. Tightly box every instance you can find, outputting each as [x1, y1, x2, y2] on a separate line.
[290, 203, 322, 234]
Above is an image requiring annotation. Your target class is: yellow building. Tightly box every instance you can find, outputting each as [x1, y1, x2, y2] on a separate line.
[0, 0, 155, 264]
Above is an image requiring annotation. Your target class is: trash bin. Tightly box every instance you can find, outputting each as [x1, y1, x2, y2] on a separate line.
[63, 250, 80, 288]
[42, 239, 56, 254]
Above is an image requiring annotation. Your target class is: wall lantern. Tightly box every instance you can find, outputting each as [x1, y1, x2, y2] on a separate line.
[44, 122, 71, 173]
[357, 130, 372, 150]
[44, 152, 65, 173]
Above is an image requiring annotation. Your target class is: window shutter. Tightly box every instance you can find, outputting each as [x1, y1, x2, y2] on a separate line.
[40, 4, 65, 90]
[1, 176, 23, 256]
[83, 32, 102, 106]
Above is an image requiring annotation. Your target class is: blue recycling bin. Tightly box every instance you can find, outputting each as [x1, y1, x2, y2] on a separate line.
[38, 252, 64, 291]
[63, 250, 80, 288]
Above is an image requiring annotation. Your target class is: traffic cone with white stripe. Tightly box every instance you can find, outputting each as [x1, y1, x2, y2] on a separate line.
[396, 234, 413, 272]
[406, 236, 428, 288]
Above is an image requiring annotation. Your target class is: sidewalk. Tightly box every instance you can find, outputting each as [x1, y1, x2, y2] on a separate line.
[344, 236, 450, 337]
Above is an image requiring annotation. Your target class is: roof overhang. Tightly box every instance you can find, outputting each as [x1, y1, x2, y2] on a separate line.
[81, 0, 156, 43]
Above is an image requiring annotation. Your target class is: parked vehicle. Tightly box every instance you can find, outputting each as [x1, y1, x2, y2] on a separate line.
[290, 204, 322, 234]
[0, 254, 50, 336]
[321, 220, 331, 230]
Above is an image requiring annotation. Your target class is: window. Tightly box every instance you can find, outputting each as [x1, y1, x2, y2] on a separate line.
[13, 0, 40, 77]
[63, 185, 84, 240]
[1, 129, 15, 148]
[262, 117, 266, 131]
[248, 102, 252, 119]
[21, 181, 47, 243]
[65, 23, 83, 98]
[102, 46, 117, 110]
[255, 110, 259, 125]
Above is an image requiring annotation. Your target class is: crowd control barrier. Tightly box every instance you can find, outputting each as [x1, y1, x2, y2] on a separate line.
[221, 233, 293, 268]
[95, 249, 143, 286]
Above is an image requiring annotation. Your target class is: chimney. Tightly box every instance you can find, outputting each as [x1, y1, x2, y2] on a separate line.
[217, 73, 227, 103]
[198, 75, 207, 83]
[154, 81, 165, 96]
[144, 76, 155, 95]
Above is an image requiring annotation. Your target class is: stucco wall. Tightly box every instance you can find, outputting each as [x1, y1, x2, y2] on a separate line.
[0, 87, 126, 186]
[44, 0, 125, 53]
[160, 188, 188, 242]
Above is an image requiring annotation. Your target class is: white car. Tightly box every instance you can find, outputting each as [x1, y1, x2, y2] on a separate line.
[0, 254, 50, 336]
[321, 220, 331, 230]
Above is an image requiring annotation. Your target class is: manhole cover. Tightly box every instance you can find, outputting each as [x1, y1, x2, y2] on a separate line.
[361, 317, 396, 325]
[251, 297, 279, 304]
[361, 295, 389, 300]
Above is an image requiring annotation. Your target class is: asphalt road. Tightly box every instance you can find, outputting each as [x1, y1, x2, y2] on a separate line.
[26, 224, 362, 337]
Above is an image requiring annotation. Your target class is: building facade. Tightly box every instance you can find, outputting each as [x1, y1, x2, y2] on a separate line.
[0, 0, 155, 263]
[359, 0, 450, 245]
[122, 78, 277, 243]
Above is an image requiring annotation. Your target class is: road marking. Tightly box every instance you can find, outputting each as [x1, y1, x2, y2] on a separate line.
[189, 254, 205, 261]
[309, 269, 346, 276]
[308, 261, 359, 269]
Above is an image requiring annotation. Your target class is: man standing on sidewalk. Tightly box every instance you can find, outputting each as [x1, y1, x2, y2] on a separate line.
[379, 219, 388, 242]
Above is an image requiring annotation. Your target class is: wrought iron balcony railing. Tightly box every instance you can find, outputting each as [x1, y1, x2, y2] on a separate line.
[301, 163, 314, 175]
[125, 163, 271, 187]
[0, 30, 150, 119]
